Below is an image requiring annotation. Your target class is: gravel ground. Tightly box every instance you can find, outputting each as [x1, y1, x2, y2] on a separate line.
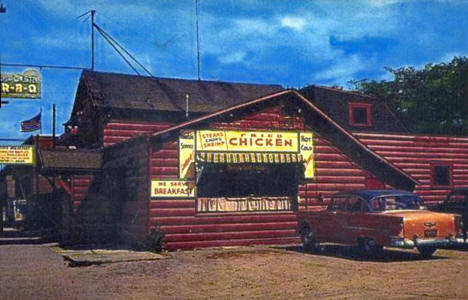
[1, 243, 467, 300]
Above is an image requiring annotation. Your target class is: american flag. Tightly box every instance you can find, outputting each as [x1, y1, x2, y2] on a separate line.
[20, 111, 41, 132]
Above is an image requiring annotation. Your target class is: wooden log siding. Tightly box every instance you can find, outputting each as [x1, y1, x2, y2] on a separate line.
[354, 132, 468, 205]
[103, 121, 174, 147]
[102, 140, 151, 242]
[298, 135, 372, 210]
[71, 175, 94, 211]
[148, 105, 383, 250]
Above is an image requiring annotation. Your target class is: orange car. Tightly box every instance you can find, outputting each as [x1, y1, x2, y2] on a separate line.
[297, 190, 465, 258]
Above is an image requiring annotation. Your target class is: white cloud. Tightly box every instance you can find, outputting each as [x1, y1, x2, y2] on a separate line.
[438, 52, 468, 63]
[219, 51, 247, 64]
[314, 54, 372, 86]
[33, 33, 88, 50]
[280, 17, 307, 32]
[362, 0, 403, 7]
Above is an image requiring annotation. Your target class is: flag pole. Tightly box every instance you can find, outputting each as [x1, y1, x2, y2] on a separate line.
[39, 107, 42, 135]
[52, 104, 56, 148]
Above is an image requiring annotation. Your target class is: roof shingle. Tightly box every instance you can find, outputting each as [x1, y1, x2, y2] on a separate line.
[82, 70, 284, 113]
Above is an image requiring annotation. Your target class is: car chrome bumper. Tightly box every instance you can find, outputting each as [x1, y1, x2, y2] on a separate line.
[390, 237, 466, 249]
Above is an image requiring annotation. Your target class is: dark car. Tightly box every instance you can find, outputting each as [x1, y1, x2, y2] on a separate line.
[429, 188, 468, 239]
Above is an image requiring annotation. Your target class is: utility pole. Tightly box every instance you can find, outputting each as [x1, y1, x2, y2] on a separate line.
[1, 3, 10, 110]
[91, 10, 96, 71]
[195, 0, 200, 80]
[0, 56, 9, 110]
[52, 104, 56, 148]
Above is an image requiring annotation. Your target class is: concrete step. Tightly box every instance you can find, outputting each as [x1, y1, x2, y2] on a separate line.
[0, 236, 45, 245]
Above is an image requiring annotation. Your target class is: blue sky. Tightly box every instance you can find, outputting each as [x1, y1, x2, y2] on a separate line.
[1, 0, 468, 144]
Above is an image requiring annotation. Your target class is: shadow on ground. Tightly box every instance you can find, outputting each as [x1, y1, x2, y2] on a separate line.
[275, 244, 449, 262]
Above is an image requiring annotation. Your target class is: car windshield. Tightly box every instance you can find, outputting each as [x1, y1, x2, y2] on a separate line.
[368, 195, 422, 212]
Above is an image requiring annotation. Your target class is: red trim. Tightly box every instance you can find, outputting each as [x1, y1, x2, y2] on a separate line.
[349, 102, 372, 127]
[430, 161, 453, 187]
[57, 177, 73, 196]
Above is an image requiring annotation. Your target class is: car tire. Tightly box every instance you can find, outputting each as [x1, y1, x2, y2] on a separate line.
[417, 247, 437, 258]
[358, 238, 383, 258]
[299, 224, 321, 253]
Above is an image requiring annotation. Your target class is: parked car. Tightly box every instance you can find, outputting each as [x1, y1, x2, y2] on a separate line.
[428, 188, 467, 239]
[297, 190, 465, 258]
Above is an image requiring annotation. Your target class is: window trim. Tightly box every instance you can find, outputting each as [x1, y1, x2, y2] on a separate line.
[430, 161, 453, 187]
[349, 102, 372, 127]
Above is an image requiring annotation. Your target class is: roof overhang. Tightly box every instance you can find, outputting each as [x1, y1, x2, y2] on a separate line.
[37, 149, 102, 175]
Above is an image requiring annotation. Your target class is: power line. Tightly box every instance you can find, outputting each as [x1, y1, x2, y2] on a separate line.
[93, 23, 154, 77]
[0, 138, 27, 141]
[0, 63, 87, 71]
[93, 24, 141, 75]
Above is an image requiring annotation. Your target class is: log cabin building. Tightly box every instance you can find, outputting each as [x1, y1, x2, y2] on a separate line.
[2, 70, 468, 249]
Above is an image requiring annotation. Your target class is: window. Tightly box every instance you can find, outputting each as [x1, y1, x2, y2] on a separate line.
[349, 102, 372, 127]
[431, 163, 452, 186]
[197, 164, 299, 198]
[368, 195, 422, 212]
[329, 195, 364, 212]
[346, 196, 362, 212]
[328, 196, 348, 211]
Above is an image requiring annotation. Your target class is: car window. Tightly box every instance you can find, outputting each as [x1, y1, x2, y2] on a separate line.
[447, 194, 466, 205]
[397, 195, 422, 209]
[346, 196, 362, 212]
[369, 197, 385, 212]
[369, 195, 422, 212]
[329, 196, 347, 211]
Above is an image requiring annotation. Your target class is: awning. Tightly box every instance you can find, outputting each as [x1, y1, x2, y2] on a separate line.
[196, 152, 303, 164]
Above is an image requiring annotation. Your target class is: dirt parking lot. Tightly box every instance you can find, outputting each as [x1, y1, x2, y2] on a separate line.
[1, 243, 467, 300]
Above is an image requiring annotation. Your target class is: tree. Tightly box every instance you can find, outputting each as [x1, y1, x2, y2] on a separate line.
[350, 57, 468, 135]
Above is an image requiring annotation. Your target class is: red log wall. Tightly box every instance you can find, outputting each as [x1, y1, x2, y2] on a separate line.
[149, 106, 379, 250]
[71, 175, 94, 211]
[103, 120, 174, 147]
[354, 132, 468, 204]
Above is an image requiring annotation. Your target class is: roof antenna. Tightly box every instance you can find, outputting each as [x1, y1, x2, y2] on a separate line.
[185, 94, 190, 119]
[195, 0, 201, 80]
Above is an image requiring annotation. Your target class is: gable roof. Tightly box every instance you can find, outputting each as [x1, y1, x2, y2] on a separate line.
[107, 89, 417, 190]
[76, 70, 284, 113]
[300, 85, 409, 133]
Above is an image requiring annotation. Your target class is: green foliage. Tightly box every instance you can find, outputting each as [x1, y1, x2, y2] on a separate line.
[350, 57, 468, 135]
[133, 226, 165, 252]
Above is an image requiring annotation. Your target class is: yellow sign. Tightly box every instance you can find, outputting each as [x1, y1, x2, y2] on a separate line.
[196, 130, 299, 152]
[0, 146, 35, 165]
[1, 69, 41, 99]
[300, 132, 315, 178]
[179, 130, 195, 179]
[151, 180, 196, 198]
